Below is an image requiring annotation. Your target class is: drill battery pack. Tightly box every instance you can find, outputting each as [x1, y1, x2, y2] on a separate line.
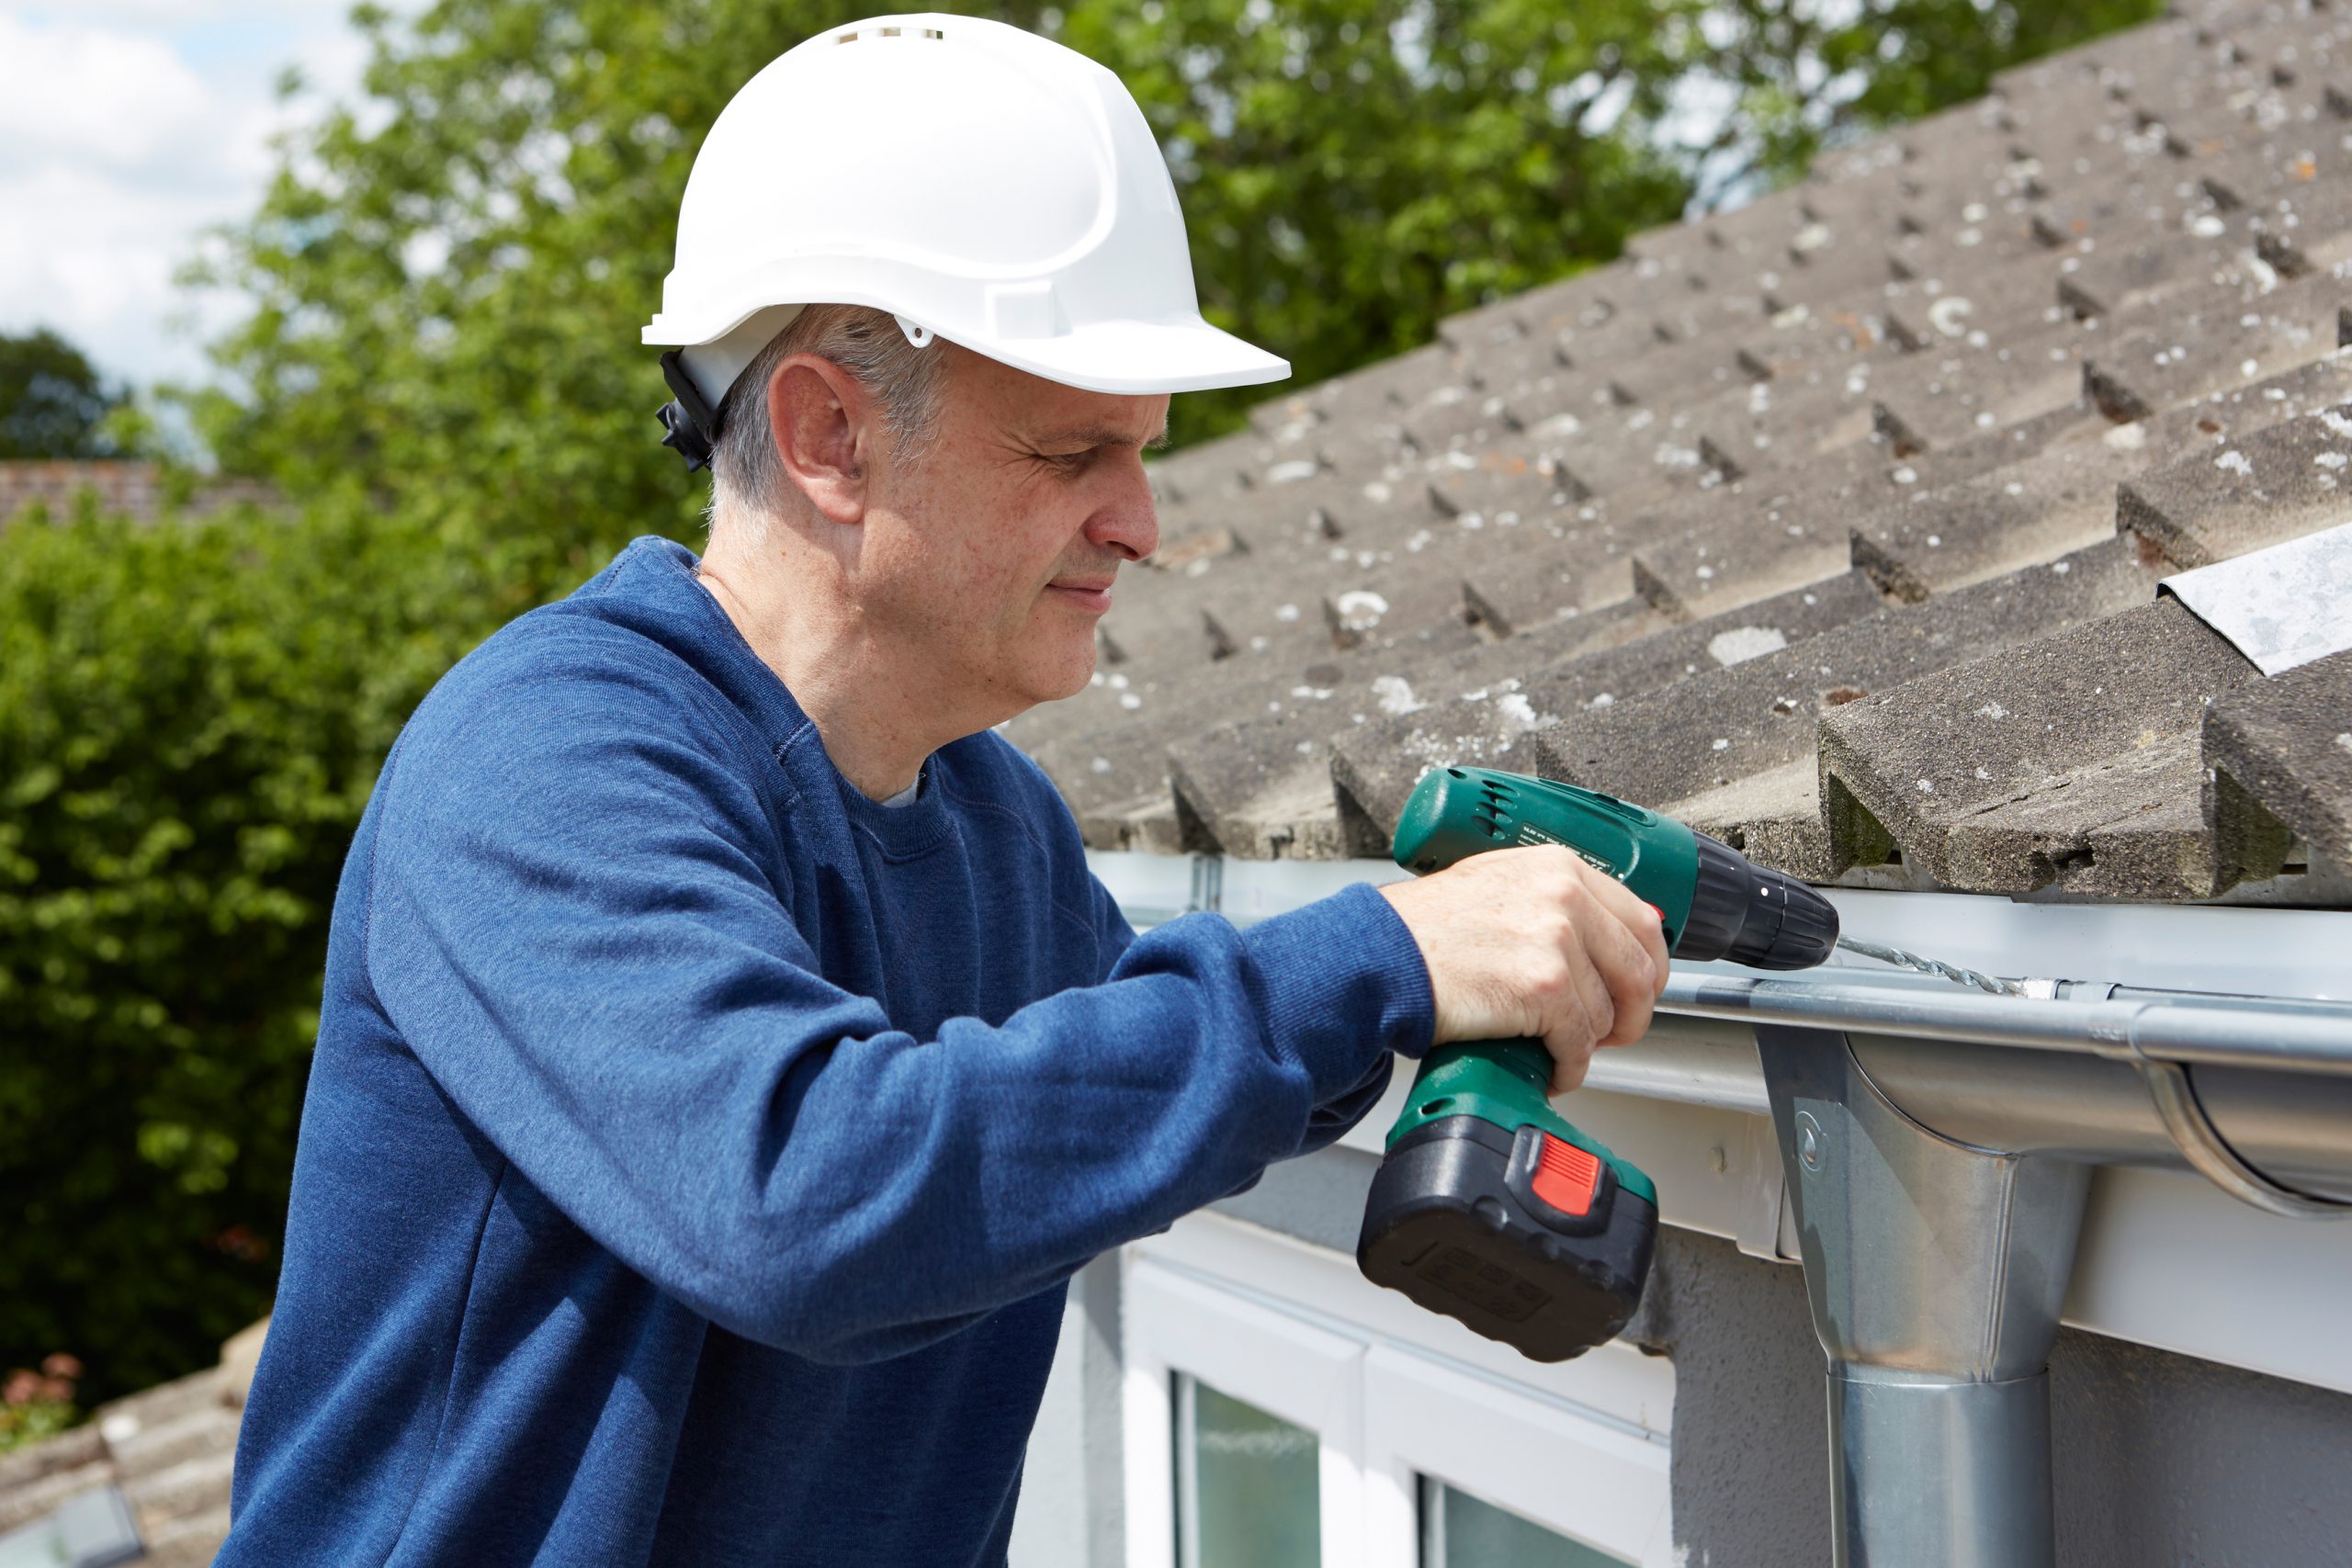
[1356, 1114, 1657, 1363]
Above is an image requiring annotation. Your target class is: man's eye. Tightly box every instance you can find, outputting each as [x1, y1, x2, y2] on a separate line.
[1039, 450, 1091, 472]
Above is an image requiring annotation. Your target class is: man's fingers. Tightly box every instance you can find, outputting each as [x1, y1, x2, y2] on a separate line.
[1572, 862, 1671, 997]
[1557, 897, 1615, 1021]
[1593, 909, 1660, 1049]
[1559, 876, 1657, 1050]
[1546, 1045, 1590, 1097]
[1542, 982, 1600, 1095]
[1382, 844, 1676, 1070]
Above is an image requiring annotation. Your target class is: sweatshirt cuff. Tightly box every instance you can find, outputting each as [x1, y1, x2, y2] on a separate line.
[1238, 880, 1437, 1101]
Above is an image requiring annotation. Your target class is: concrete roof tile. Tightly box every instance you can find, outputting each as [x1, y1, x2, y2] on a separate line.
[2203, 646, 2352, 871]
[2085, 267, 2348, 421]
[1163, 592, 1687, 859]
[1817, 598, 2257, 895]
[1849, 353, 2352, 599]
[2119, 400, 2352, 567]
[1532, 535, 2159, 839]
[1631, 497, 1871, 623]
[0, 1364, 238, 1565]
[1329, 571, 1883, 842]
[1994, 17, 2202, 97]
[1437, 265, 1626, 352]
[1867, 315, 2095, 453]
[1849, 437, 2132, 602]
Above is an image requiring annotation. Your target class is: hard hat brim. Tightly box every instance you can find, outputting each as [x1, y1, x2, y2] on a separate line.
[948, 314, 1290, 397]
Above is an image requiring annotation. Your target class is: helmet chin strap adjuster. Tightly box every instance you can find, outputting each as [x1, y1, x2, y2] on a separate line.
[656, 350, 720, 473]
[657, 321, 935, 471]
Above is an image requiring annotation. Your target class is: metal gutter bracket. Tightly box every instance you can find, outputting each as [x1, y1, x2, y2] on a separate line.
[2053, 980, 2352, 1221]
[1755, 1023, 2093, 1568]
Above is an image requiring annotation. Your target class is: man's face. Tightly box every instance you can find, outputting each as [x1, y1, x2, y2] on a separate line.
[864, 346, 1166, 727]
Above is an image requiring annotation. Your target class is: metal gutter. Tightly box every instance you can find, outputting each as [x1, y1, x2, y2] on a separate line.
[1094, 849, 2352, 1206]
[1085, 852, 2352, 999]
[1660, 966, 2352, 1078]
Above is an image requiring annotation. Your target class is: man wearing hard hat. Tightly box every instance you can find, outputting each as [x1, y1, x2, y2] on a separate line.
[218, 16, 1667, 1565]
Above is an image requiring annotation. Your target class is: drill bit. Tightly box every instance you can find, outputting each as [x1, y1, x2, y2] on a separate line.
[1834, 936, 2021, 997]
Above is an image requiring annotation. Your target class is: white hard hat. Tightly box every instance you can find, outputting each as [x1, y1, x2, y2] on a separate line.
[645, 13, 1289, 467]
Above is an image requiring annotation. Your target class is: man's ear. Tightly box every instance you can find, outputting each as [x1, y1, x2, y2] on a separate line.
[767, 355, 876, 526]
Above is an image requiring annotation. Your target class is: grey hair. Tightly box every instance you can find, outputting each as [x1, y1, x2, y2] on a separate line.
[708, 304, 946, 533]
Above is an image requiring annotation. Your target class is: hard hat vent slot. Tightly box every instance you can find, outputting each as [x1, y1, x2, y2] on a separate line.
[837, 26, 940, 43]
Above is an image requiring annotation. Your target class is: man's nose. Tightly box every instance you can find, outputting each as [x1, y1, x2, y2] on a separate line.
[1082, 461, 1159, 562]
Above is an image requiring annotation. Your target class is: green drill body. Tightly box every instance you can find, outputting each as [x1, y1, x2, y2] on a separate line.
[1356, 767, 1838, 1362]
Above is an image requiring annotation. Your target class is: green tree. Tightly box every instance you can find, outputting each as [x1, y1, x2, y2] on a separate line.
[0, 499, 490, 1402]
[1684, 0, 2168, 200]
[186, 0, 1713, 592]
[0, 330, 122, 460]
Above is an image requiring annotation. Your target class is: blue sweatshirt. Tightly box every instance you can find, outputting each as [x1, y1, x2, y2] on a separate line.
[219, 538, 1433, 1567]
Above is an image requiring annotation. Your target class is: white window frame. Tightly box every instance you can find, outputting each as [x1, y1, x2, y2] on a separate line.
[1125, 1258, 1371, 1566]
[1124, 1212, 1676, 1568]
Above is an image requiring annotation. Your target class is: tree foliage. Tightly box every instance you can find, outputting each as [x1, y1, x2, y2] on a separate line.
[1686, 0, 2170, 202]
[14, 0, 2159, 1398]
[0, 330, 122, 461]
[0, 501, 490, 1400]
[185, 0, 2159, 555]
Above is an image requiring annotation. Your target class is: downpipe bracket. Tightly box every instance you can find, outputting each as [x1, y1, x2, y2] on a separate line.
[2038, 978, 2352, 1220]
[2138, 1057, 2352, 1219]
[1755, 1022, 2091, 1568]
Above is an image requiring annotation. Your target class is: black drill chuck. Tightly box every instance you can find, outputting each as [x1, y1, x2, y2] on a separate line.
[1677, 831, 1839, 969]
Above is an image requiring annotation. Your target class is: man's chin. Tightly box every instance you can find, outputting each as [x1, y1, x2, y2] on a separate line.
[1027, 648, 1102, 707]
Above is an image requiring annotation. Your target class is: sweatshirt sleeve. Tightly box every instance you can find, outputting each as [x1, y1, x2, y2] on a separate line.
[363, 646, 1433, 1364]
[1078, 858, 1393, 1153]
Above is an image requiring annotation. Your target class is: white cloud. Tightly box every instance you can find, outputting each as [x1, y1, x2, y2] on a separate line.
[18, 2, 316, 21]
[0, 14, 270, 184]
[0, 4, 421, 387]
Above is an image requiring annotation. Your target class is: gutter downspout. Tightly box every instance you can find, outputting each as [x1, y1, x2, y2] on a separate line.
[1690, 974, 2352, 1567]
[1755, 1021, 2087, 1568]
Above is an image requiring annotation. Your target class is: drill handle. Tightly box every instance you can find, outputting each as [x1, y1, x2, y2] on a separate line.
[1386, 1039, 1571, 1152]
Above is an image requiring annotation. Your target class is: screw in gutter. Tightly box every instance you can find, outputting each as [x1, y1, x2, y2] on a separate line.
[1795, 1109, 1826, 1173]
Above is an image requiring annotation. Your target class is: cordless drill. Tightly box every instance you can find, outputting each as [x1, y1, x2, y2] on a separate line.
[1356, 766, 1839, 1361]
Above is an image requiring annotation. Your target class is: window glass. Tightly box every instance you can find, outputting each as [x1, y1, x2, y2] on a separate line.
[1421, 1478, 1633, 1567]
[1175, 1375, 1319, 1568]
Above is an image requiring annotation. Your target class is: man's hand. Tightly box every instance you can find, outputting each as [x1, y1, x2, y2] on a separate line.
[1378, 848, 1673, 1096]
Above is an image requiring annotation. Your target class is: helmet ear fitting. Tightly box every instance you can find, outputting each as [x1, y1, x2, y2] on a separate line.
[657, 349, 721, 473]
[893, 314, 933, 348]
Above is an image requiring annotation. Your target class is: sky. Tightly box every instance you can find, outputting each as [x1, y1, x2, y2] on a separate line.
[0, 1, 411, 390]
[0, 2, 1781, 397]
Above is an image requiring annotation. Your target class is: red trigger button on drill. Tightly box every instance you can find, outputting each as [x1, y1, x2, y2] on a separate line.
[1530, 1134, 1602, 1218]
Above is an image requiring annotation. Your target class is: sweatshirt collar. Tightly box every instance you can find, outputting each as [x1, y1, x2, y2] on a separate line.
[605, 536, 955, 856]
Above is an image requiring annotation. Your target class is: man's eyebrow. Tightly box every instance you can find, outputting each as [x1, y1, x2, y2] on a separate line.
[1035, 423, 1171, 450]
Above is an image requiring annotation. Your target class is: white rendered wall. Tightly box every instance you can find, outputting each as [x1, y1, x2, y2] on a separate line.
[1009, 1290, 1092, 1568]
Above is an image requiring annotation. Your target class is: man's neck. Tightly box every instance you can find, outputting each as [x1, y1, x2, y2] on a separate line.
[695, 531, 946, 804]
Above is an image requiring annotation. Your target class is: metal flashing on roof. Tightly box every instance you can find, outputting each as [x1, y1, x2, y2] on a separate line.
[0, 1484, 141, 1568]
[2161, 522, 2352, 676]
